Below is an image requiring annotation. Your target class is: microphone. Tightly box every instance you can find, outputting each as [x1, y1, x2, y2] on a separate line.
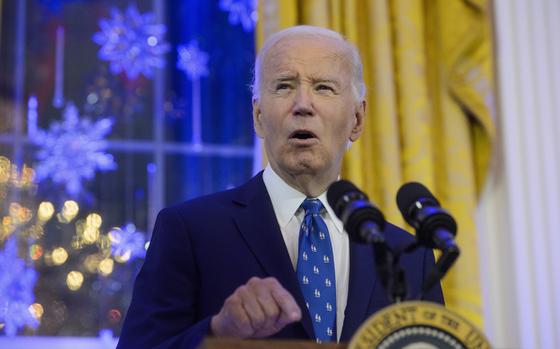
[327, 179, 386, 244]
[396, 182, 458, 252]
[328, 180, 399, 299]
[396, 182, 460, 296]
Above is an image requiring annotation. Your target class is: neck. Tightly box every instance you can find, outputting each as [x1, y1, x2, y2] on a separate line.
[269, 164, 339, 198]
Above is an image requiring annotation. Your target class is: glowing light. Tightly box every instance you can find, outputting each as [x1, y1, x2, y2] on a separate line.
[9, 203, 33, 224]
[92, 4, 170, 79]
[38, 202, 55, 222]
[0, 238, 39, 334]
[177, 40, 209, 80]
[98, 258, 114, 276]
[83, 227, 100, 244]
[26, 224, 44, 240]
[109, 225, 146, 263]
[60, 200, 79, 222]
[145, 241, 150, 250]
[28, 303, 44, 320]
[29, 244, 44, 260]
[1, 216, 13, 239]
[0, 156, 11, 183]
[2, 162, 36, 189]
[43, 252, 53, 266]
[66, 271, 84, 291]
[71, 236, 83, 250]
[83, 254, 102, 273]
[108, 227, 123, 244]
[107, 309, 122, 324]
[33, 104, 116, 196]
[114, 250, 131, 263]
[97, 234, 112, 255]
[19, 165, 36, 187]
[147, 36, 158, 46]
[86, 213, 102, 229]
[52, 247, 69, 265]
[86, 92, 99, 104]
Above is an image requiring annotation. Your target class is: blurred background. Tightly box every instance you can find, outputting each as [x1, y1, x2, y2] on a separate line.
[0, 0, 559, 348]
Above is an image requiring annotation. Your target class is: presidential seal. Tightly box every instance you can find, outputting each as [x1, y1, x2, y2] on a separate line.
[348, 301, 491, 349]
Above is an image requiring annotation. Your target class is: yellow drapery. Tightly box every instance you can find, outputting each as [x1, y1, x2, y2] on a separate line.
[257, 0, 495, 327]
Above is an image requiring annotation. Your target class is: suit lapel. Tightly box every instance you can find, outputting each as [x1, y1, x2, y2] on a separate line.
[340, 241, 378, 342]
[231, 174, 315, 340]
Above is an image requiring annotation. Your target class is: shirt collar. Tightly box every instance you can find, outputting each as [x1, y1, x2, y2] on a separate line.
[262, 165, 344, 234]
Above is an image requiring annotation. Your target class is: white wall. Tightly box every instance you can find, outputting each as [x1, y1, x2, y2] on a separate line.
[479, 0, 560, 348]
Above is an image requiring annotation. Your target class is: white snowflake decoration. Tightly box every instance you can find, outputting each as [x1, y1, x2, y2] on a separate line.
[0, 238, 38, 336]
[92, 4, 171, 79]
[219, 0, 258, 32]
[33, 103, 116, 197]
[177, 40, 209, 81]
[109, 224, 146, 263]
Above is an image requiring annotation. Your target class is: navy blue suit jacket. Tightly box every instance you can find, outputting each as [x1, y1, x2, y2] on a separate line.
[117, 173, 444, 348]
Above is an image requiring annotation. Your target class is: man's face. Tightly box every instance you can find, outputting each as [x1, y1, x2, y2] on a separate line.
[253, 35, 365, 181]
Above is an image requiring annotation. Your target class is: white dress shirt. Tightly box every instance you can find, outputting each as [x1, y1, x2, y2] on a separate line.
[262, 165, 349, 340]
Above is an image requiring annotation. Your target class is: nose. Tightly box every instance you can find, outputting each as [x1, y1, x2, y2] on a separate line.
[292, 86, 315, 117]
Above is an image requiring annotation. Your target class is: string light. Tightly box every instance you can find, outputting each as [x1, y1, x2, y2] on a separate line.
[28, 303, 44, 320]
[59, 200, 79, 223]
[83, 254, 103, 273]
[66, 271, 84, 291]
[38, 201, 55, 222]
[98, 258, 114, 276]
[52, 247, 69, 265]
[29, 244, 44, 261]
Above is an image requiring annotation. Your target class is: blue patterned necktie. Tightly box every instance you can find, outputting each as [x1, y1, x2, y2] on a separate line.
[296, 198, 337, 343]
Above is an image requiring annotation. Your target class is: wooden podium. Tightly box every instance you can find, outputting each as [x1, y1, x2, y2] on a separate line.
[200, 338, 347, 349]
[198, 302, 492, 349]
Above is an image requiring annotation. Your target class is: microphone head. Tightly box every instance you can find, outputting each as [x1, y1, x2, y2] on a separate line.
[396, 182, 457, 245]
[327, 179, 385, 244]
[396, 182, 440, 222]
[327, 179, 366, 217]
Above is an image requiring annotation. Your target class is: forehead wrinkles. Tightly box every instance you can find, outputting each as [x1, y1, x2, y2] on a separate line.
[263, 48, 351, 84]
[263, 37, 351, 71]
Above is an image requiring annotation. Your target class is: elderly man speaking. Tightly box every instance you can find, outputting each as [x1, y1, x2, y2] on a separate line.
[117, 26, 443, 349]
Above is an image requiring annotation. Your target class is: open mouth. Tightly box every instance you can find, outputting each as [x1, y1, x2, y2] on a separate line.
[289, 130, 317, 140]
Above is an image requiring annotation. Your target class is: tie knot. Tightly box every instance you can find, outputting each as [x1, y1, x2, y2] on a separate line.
[302, 198, 324, 215]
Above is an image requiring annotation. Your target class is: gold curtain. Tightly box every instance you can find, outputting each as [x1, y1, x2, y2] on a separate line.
[257, 0, 495, 327]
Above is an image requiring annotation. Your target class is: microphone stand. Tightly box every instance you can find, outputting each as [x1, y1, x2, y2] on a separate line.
[372, 243, 408, 303]
[394, 241, 460, 300]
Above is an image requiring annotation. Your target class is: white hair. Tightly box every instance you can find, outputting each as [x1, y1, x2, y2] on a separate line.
[251, 25, 366, 101]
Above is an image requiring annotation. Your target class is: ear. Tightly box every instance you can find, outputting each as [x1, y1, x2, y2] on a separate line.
[252, 98, 264, 138]
[349, 100, 365, 142]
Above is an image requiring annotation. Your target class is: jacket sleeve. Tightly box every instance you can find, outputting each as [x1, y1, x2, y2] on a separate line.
[117, 207, 210, 349]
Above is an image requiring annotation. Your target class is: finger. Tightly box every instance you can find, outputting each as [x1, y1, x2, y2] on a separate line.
[238, 285, 267, 332]
[270, 285, 302, 326]
[252, 283, 282, 330]
[227, 297, 255, 337]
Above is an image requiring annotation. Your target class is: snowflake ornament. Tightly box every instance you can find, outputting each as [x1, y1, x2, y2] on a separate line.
[109, 224, 146, 263]
[0, 238, 39, 336]
[219, 0, 257, 32]
[92, 4, 170, 79]
[33, 103, 116, 197]
[177, 40, 209, 81]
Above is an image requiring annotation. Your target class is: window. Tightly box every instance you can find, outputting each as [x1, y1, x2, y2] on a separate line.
[0, 0, 256, 342]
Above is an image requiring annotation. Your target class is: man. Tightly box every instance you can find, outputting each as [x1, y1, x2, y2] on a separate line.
[117, 25, 443, 348]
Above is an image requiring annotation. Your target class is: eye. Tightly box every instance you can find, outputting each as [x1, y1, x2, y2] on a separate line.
[315, 84, 335, 93]
[275, 83, 292, 91]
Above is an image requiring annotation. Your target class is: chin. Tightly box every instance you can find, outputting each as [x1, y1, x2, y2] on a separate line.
[285, 157, 326, 175]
